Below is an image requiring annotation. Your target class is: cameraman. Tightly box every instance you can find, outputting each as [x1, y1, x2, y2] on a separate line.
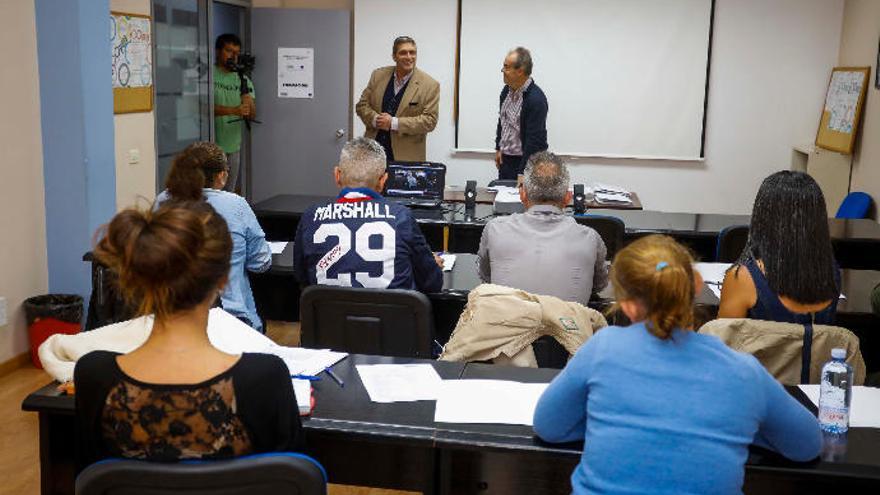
[213, 33, 255, 193]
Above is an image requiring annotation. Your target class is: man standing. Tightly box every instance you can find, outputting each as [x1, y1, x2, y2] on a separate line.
[495, 47, 548, 180]
[356, 36, 440, 162]
[294, 137, 443, 292]
[213, 33, 255, 193]
[478, 151, 607, 306]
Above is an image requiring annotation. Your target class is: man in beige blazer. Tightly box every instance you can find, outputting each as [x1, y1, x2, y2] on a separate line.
[356, 36, 440, 162]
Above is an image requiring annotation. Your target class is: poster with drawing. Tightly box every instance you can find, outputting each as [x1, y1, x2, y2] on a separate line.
[111, 13, 152, 89]
[816, 67, 869, 154]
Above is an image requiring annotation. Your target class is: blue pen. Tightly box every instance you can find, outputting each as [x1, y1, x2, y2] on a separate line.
[324, 367, 345, 388]
[291, 374, 321, 381]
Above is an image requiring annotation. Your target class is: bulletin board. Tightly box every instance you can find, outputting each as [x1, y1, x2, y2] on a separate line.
[111, 12, 153, 114]
[815, 67, 870, 154]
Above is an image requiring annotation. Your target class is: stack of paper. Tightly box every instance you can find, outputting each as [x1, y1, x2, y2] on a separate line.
[493, 188, 522, 204]
[268, 241, 288, 254]
[591, 182, 633, 205]
[272, 347, 348, 376]
[291, 379, 313, 415]
[356, 364, 443, 403]
[694, 262, 732, 298]
[439, 254, 457, 272]
[434, 379, 548, 426]
[798, 385, 880, 428]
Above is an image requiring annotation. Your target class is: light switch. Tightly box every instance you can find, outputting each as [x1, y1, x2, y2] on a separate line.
[0, 297, 7, 327]
[128, 149, 140, 165]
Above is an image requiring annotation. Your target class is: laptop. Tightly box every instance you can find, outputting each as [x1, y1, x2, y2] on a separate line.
[384, 161, 446, 208]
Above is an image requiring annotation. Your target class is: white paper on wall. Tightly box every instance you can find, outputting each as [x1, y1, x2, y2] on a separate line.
[278, 47, 314, 98]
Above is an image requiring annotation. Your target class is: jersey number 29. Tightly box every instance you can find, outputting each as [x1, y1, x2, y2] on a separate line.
[313, 222, 395, 288]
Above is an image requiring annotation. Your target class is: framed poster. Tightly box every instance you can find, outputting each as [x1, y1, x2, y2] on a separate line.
[815, 67, 870, 154]
[111, 12, 153, 113]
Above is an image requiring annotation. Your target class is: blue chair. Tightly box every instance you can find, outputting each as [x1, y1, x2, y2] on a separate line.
[835, 192, 873, 219]
[75, 452, 327, 495]
[715, 225, 749, 263]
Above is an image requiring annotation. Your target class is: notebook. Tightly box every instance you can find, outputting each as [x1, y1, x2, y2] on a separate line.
[384, 162, 446, 208]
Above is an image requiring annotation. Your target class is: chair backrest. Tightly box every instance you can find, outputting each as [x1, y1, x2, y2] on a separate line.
[75, 452, 327, 495]
[835, 191, 873, 219]
[699, 318, 866, 385]
[488, 179, 518, 188]
[573, 214, 625, 259]
[300, 285, 435, 358]
[715, 225, 749, 263]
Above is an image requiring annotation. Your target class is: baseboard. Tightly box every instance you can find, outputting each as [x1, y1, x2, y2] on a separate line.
[0, 352, 32, 378]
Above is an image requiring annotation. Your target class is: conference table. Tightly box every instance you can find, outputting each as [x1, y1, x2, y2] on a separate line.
[252, 193, 880, 269]
[21, 354, 880, 495]
[251, 251, 880, 370]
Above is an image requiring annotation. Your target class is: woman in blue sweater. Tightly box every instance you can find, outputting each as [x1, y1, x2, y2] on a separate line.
[533, 234, 821, 494]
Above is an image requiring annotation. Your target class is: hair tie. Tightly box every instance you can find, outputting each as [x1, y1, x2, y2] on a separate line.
[655, 261, 669, 271]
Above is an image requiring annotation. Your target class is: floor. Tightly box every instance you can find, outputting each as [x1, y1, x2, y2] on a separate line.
[0, 321, 415, 495]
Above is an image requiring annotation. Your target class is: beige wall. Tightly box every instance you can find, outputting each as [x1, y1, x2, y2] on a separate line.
[112, 0, 157, 210]
[0, 1, 49, 363]
[839, 0, 880, 219]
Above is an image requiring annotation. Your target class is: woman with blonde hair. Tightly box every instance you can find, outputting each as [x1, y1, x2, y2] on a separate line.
[533, 234, 820, 494]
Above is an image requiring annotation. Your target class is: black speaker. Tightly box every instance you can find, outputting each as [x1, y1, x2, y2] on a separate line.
[465, 180, 477, 211]
[573, 184, 586, 214]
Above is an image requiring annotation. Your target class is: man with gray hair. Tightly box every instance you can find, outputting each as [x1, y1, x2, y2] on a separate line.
[494, 47, 549, 180]
[478, 151, 607, 305]
[294, 137, 443, 292]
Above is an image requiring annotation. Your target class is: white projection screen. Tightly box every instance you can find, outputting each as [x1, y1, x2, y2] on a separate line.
[457, 0, 713, 160]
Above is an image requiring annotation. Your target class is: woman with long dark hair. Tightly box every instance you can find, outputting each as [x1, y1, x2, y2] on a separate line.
[718, 171, 839, 323]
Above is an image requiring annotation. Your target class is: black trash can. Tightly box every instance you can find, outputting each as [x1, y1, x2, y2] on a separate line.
[23, 294, 83, 368]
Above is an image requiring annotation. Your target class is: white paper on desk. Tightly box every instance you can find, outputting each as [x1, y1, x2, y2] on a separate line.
[269, 241, 288, 254]
[434, 379, 548, 425]
[798, 385, 880, 428]
[591, 182, 630, 195]
[595, 192, 632, 204]
[440, 254, 456, 272]
[487, 185, 519, 194]
[494, 189, 522, 204]
[695, 262, 732, 298]
[356, 364, 443, 403]
[291, 379, 312, 415]
[272, 347, 348, 376]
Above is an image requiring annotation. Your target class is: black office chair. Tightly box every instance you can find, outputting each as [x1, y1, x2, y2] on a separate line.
[300, 286, 435, 358]
[487, 179, 518, 188]
[573, 214, 625, 259]
[531, 336, 570, 369]
[75, 452, 327, 495]
[716, 225, 749, 263]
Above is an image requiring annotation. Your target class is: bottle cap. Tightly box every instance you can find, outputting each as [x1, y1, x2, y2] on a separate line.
[831, 348, 846, 360]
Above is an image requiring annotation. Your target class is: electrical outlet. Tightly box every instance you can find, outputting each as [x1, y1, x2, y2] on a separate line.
[0, 297, 7, 327]
[128, 149, 141, 165]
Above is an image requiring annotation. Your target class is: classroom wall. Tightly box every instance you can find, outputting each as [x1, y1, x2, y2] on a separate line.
[352, 0, 844, 214]
[839, 0, 880, 219]
[112, 0, 157, 210]
[0, 0, 49, 363]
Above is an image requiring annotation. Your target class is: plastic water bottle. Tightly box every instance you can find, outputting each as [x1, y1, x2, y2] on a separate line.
[818, 348, 854, 434]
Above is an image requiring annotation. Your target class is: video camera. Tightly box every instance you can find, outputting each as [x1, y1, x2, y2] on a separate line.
[225, 53, 256, 77]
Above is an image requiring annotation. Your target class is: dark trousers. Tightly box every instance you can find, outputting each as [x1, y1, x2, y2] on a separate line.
[499, 154, 523, 180]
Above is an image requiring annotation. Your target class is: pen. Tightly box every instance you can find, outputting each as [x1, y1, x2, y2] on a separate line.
[291, 374, 321, 381]
[324, 367, 345, 388]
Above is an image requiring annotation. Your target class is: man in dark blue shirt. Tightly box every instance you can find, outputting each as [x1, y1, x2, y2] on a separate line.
[294, 137, 443, 292]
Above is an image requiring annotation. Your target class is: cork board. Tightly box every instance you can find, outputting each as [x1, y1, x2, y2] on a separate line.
[111, 12, 153, 114]
[815, 67, 870, 154]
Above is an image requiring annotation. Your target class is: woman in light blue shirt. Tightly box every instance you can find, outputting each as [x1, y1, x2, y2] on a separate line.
[157, 142, 271, 331]
[533, 235, 821, 494]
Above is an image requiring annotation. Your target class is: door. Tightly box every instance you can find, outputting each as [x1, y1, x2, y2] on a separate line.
[153, 0, 211, 192]
[250, 9, 351, 202]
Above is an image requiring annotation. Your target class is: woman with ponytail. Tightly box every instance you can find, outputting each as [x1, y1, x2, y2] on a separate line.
[533, 235, 820, 495]
[74, 202, 302, 469]
[157, 141, 271, 332]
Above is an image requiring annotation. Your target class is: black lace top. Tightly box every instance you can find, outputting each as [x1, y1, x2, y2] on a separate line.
[74, 351, 303, 471]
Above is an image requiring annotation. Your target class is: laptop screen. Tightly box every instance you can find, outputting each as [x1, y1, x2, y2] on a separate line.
[384, 162, 446, 200]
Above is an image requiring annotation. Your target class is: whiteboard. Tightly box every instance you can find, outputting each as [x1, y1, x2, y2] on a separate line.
[457, 0, 713, 159]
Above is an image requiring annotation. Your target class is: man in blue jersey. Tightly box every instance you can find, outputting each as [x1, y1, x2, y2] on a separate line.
[294, 137, 444, 292]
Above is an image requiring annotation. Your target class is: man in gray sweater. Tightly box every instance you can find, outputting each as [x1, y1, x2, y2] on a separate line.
[478, 151, 608, 306]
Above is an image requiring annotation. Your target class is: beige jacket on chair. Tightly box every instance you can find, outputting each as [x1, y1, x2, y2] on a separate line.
[439, 284, 607, 367]
[699, 318, 866, 385]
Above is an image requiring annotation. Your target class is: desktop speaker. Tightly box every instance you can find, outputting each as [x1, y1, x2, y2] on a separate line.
[573, 184, 586, 214]
[465, 180, 477, 211]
